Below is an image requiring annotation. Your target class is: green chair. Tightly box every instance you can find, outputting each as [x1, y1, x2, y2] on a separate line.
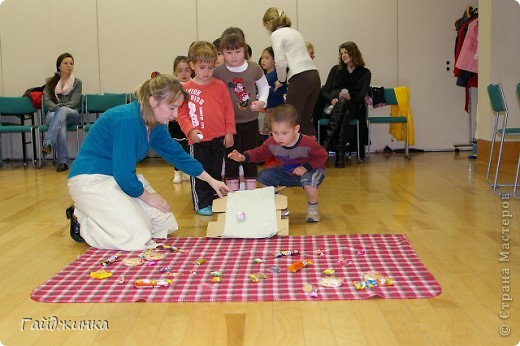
[485, 83, 520, 195]
[82, 93, 127, 135]
[0, 96, 38, 166]
[317, 117, 361, 161]
[367, 88, 410, 159]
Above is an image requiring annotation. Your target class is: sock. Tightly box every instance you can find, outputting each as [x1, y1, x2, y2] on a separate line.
[245, 178, 257, 190]
[225, 179, 240, 191]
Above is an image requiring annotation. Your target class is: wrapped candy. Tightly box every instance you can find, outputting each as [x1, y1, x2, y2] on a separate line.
[273, 250, 299, 258]
[287, 259, 313, 273]
[100, 254, 121, 267]
[134, 279, 172, 288]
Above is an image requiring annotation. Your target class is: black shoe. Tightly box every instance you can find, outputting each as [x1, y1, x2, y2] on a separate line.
[56, 163, 69, 172]
[335, 150, 345, 168]
[42, 144, 52, 155]
[66, 205, 85, 243]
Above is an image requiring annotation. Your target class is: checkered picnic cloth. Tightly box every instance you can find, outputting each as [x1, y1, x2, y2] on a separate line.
[31, 234, 441, 303]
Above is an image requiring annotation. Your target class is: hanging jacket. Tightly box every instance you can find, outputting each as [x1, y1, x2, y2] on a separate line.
[389, 86, 415, 146]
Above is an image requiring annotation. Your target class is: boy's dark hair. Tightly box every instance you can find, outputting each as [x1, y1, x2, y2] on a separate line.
[271, 104, 299, 127]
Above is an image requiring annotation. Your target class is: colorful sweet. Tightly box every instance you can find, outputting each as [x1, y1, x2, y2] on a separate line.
[288, 259, 313, 273]
[322, 269, 335, 275]
[89, 270, 112, 280]
[134, 279, 172, 288]
[167, 271, 182, 278]
[313, 249, 326, 256]
[273, 250, 300, 258]
[212, 277, 221, 283]
[210, 271, 222, 277]
[194, 258, 206, 265]
[117, 276, 125, 284]
[319, 277, 344, 287]
[253, 258, 263, 263]
[159, 267, 172, 273]
[249, 274, 260, 283]
[356, 249, 366, 256]
[100, 253, 121, 267]
[122, 257, 144, 267]
[353, 271, 393, 290]
[270, 266, 282, 273]
[337, 258, 353, 267]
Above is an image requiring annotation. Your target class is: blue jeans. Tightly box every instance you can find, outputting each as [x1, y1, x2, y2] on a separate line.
[43, 107, 80, 164]
[257, 166, 326, 189]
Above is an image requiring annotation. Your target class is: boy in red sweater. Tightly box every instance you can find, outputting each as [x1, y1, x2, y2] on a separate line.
[178, 41, 236, 216]
[228, 104, 327, 222]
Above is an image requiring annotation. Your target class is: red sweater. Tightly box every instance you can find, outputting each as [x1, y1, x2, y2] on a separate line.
[178, 78, 236, 144]
[244, 134, 328, 173]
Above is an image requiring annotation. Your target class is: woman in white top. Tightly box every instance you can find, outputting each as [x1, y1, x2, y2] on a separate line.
[262, 7, 321, 137]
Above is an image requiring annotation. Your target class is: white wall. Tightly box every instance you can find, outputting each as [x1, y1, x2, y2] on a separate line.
[1, 0, 517, 160]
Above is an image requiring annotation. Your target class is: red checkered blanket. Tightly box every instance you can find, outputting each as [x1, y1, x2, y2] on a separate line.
[31, 234, 441, 303]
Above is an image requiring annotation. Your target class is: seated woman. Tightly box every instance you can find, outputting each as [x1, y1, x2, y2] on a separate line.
[66, 73, 231, 251]
[41, 52, 82, 172]
[318, 42, 371, 167]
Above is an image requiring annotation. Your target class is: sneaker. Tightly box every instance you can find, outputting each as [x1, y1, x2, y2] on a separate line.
[173, 171, 182, 184]
[182, 173, 190, 181]
[281, 208, 290, 218]
[196, 206, 213, 216]
[306, 204, 320, 223]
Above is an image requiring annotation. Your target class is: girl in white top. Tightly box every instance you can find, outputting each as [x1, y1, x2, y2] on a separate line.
[262, 7, 321, 137]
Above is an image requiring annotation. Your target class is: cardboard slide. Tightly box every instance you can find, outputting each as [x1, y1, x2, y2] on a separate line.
[207, 187, 289, 238]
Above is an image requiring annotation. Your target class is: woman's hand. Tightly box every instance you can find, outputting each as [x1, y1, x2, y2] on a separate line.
[274, 80, 284, 92]
[139, 191, 171, 213]
[227, 149, 245, 162]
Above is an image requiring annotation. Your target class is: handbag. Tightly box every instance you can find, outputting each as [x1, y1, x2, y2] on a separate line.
[365, 86, 386, 108]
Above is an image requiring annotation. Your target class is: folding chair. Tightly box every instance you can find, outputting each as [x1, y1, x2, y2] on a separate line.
[485, 83, 520, 195]
[514, 82, 520, 198]
[367, 88, 411, 160]
[0, 96, 38, 166]
[317, 117, 361, 161]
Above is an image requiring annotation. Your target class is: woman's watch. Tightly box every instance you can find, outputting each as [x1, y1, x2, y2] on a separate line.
[277, 80, 286, 84]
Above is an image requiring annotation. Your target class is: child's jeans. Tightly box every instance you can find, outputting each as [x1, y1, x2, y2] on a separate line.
[257, 166, 325, 189]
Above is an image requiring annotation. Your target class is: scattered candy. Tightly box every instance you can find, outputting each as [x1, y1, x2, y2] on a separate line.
[89, 270, 112, 280]
[353, 271, 393, 290]
[212, 277, 221, 283]
[236, 211, 246, 221]
[356, 249, 366, 257]
[288, 259, 313, 273]
[303, 283, 314, 292]
[322, 269, 335, 275]
[249, 272, 268, 283]
[134, 278, 172, 288]
[167, 271, 182, 278]
[270, 266, 282, 273]
[194, 258, 206, 265]
[118, 276, 125, 284]
[144, 252, 165, 261]
[249, 274, 260, 283]
[100, 254, 121, 267]
[337, 258, 353, 267]
[210, 271, 222, 277]
[122, 257, 144, 267]
[145, 261, 158, 266]
[253, 258, 263, 263]
[159, 267, 172, 273]
[319, 277, 343, 288]
[314, 249, 326, 256]
[273, 250, 299, 258]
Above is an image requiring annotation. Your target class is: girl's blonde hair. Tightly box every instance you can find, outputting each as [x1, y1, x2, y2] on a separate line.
[133, 73, 188, 129]
[262, 7, 291, 33]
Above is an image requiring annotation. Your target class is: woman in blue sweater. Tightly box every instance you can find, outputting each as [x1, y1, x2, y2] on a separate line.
[67, 74, 230, 250]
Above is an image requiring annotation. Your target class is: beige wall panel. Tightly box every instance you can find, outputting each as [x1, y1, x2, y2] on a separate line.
[196, 0, 296, 63]
[0, 0, 99, 96]
[97, 0, 197, 93]
[397, 0, 477, 150]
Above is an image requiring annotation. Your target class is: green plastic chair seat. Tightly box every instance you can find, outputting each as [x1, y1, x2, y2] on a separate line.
[497, 127, 520, 135]
[368, 116, 407, 124]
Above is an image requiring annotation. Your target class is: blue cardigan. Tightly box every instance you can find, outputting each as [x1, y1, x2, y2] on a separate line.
[69, 101, 203, 197]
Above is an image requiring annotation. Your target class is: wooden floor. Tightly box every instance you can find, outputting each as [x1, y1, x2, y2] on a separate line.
[0, 152, 519, 346]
